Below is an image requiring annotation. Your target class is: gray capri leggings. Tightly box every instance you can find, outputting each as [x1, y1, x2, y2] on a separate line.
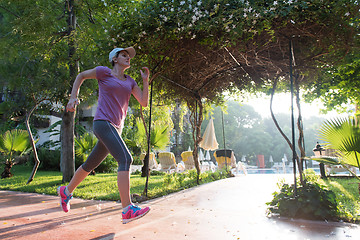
[81, 120, 133, 172]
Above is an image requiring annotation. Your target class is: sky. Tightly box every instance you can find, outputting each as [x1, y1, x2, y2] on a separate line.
[243, 93, 345, 119]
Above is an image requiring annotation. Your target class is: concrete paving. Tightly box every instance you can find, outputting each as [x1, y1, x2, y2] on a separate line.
[0, 174, 359, 240]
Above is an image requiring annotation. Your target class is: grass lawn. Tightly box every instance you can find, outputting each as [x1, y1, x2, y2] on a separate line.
[1, 165, 359, 222]
[0, 164, 229, 202]
[320, 177, 360, 222]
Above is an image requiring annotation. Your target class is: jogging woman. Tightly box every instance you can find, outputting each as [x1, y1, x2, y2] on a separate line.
[58, 47, 150, 224]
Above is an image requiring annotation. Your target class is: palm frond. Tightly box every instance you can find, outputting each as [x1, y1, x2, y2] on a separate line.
[318, 116, 360, 168]
[134, 118, 170, 152]
[310, 156, 341, 165]
[75, 133, 97, 159]
[0, 129, 31, 156]
[150, 124, 169, 150]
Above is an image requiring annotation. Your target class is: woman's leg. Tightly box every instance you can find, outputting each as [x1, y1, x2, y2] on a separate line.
[66, 166, 90, 193]
[117, 171, 131, 208]
[85, 121, 150, 223]
[92, 121, 134, 206]
[67, 140, 109, 193]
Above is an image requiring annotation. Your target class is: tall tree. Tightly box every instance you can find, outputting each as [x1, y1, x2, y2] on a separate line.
[0, 0, 107, 182]
[303, 52, 360, 115]
[60, 0, 77, 182]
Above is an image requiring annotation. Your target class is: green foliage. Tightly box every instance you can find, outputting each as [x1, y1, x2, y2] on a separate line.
[0, 129, 31, 163]
[31, 147, 116, 173]
[75, 132, 97, 160]
[204, 100, 326, 165]
[159, 168, 231, 192]
[40, 120, 62, 149]
[0, 0, 108, 123]
[304, 53, 360, 114]
[316, 117, 360, 174]
[109, 0, 358, 45]
[0, 165, 232, 201]
[319, 178, 360, 222]
[303, 168, 321, 183]
[30, 148, 61, 171]
[40, 120, 87, 150]
[131, 156, 142, 166]
[74, 132, 117, 173]
[135, 117, 171, 152]
[0, 120, 17, 135]
[92, 155, 117, 173]
[303, 168, 360, 222]
[267, 181, 339, 221]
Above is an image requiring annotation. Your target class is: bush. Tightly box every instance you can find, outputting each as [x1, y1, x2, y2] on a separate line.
[94, 155, 117, 173]
[303, 168, 321, 183]
[30, 148, 61, 171]
[76, 154, 118, 173]
[132, 156, 142, 165]
[29, 147, 117, 173]
[267, 181, 339, 221]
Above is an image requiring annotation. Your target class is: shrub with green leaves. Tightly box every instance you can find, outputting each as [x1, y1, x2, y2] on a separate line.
[267, 181, 339, 221]
[74, 132, 117, 173]
[314, 117, 360, 178]
[30, 148, 61, 171]
[94, 155, 117, 173]
[0, 129, 31, 178]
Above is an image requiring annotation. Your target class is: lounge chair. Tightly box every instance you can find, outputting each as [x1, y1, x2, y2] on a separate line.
[140, 152, 158, 170]
[325, 164, 357, 176]
[321, 149, 357, 176]
[181, 151, 195, 170]
[236, 161, 247, 175]
[213, 149, 237, 169]
[158, 152, 177, 172]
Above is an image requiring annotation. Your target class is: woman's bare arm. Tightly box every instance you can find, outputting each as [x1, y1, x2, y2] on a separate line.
[66, 68, 97, 112]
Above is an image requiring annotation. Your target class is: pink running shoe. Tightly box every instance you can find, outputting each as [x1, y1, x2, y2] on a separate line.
[57, 186, 73, 213]
[122, 205, 150, 224]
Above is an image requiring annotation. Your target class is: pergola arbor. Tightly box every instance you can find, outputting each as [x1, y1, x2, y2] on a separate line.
[106, 0, 359, 180]
[2, 0, 358, 183]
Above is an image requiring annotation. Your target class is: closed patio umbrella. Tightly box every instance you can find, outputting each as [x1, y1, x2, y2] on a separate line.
[199, 118, 219, 151]
[282, 154, 287, 174]
[199, 149, 205, 161]
[283, 154, 288, 163]
[205, 150, 211, 160]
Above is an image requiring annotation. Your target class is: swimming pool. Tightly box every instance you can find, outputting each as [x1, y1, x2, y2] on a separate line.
[244, 168, 321, 174]
[246, 168, 279, 174]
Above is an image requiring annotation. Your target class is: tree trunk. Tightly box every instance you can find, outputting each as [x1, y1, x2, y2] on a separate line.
[355, 103, 359, 125]
[25, 101, 42, 184]
[61, 111, 76, 182]
[270, 76, 304, 185]
[188, 97, 202, 184]
[294, 76, 304, 183]
[172, 99, 181, 156]
[60, 0, 78, 183]
[1, 160, 13, 179]
[270, 77, 293, 148]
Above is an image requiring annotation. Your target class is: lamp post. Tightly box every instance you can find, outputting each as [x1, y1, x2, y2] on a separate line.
[313, 142, 327, 178]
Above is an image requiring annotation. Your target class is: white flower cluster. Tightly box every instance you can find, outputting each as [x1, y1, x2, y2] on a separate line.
[141, 0, 311, 38]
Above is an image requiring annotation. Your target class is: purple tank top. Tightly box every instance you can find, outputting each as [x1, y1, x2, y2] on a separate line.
[94, 66, 137, 129]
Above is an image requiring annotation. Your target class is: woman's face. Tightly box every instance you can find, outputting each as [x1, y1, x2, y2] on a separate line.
[115, 50, 131, 68]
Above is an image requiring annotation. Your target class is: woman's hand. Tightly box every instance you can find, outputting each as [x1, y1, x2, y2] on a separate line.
[132, 67, 150, 107]
[66, 98, 80, 112]
[140, 67, 150, 82]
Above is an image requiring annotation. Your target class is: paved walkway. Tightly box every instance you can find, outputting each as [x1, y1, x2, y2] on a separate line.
[1, 174, 359, 240]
